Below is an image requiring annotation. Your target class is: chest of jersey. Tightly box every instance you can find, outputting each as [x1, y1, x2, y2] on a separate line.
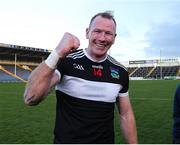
[56, 55, 127, 103]
[61, 56, 122, 84]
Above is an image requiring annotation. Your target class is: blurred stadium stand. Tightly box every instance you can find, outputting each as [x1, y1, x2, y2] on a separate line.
[0, 43, 50, 82]
[0, 43, 179, 82]
[126, 59, 180, 80]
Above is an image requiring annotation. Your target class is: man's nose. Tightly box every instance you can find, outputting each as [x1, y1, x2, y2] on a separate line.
[98, 32, 106, 41]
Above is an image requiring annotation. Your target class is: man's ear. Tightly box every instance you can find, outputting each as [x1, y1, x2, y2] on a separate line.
[86, 28, 89, 39]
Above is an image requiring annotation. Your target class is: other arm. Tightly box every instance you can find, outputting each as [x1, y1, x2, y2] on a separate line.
[117, 96, 137, 144]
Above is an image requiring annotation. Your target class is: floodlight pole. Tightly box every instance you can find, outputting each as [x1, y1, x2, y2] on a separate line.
[160, 49, 162, 79]
[15, 53, 17, 76]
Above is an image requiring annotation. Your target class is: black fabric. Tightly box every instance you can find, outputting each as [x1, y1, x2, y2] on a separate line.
[173, 84, 180, 143]
[54, 91, 115, 144]
[53, 49, 129, 143]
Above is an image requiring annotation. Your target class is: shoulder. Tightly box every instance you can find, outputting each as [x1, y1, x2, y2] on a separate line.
[66, 49, 84, 59]
[107, 55, 128, 72]
[58, 49, 84, 67]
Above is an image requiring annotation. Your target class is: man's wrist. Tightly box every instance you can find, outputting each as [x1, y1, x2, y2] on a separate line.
[45, 49, 60, 69]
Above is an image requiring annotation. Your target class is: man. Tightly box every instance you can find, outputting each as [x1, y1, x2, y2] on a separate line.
[24, 11, 137, 144]
[173, 84, 180, 143]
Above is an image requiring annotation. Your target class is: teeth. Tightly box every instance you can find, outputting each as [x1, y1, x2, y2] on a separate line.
[96, 43, 106, 47]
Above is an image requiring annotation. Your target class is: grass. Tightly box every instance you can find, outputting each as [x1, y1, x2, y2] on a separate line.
[0, 83, 56, 143]
[114, 80, 179, 144]
[0, 80, 179, 143]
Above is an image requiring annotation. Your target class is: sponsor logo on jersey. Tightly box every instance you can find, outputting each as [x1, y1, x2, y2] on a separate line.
[110, 67, 119, 79]
[92, 65, 103, 69]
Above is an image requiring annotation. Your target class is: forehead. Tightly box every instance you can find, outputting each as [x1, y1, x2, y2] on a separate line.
[90, 16, 116, 31]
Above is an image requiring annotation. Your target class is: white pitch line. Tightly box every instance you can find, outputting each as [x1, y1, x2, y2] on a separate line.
[131, 98, 172, 101]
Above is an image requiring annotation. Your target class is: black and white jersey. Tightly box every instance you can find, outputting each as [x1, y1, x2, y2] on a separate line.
[54, 49, 129, 143]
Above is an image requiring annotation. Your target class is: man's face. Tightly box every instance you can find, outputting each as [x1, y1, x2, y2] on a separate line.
[86, 16, 116, 59]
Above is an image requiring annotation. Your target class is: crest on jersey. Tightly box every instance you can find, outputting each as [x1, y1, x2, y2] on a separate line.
[110, 67, 119, 79]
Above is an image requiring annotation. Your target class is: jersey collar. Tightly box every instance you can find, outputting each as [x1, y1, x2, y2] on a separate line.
[83, 48, 107, 63]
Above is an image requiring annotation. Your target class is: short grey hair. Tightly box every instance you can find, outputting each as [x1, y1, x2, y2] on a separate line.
[89, 11, 116, 27]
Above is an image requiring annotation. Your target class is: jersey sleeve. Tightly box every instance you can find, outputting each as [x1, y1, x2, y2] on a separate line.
[119, 69, 129, 97]
[55, 69, 61, 80]
[56, 58, 65, 79]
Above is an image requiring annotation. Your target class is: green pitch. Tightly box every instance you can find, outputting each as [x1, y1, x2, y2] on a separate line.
[0, 80, 179, 143]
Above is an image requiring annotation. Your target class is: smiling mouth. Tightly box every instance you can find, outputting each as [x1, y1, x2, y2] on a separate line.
[95, 42, 108, 48]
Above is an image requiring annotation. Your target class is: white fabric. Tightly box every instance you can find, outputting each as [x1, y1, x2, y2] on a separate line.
[45, 49, 60, 69]
[56, 75, 125, 103]
[119, 92, 129, 97]
[55, 69, 61, 80]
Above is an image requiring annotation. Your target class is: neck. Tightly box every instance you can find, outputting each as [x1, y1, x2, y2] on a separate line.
[85, 48, 107, 62]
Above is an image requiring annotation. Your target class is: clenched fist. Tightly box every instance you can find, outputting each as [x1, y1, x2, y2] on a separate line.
[55, 32, 80, 58]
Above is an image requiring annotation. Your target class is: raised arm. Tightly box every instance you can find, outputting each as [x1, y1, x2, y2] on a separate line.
[23, 62, 59, 105]
[117, 96, 137, 144]
[23, 32, 80, 106]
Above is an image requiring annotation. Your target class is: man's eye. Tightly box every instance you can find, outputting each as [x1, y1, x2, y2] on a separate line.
[94, 30, 101, 33]
[105, 32, 113, 36]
